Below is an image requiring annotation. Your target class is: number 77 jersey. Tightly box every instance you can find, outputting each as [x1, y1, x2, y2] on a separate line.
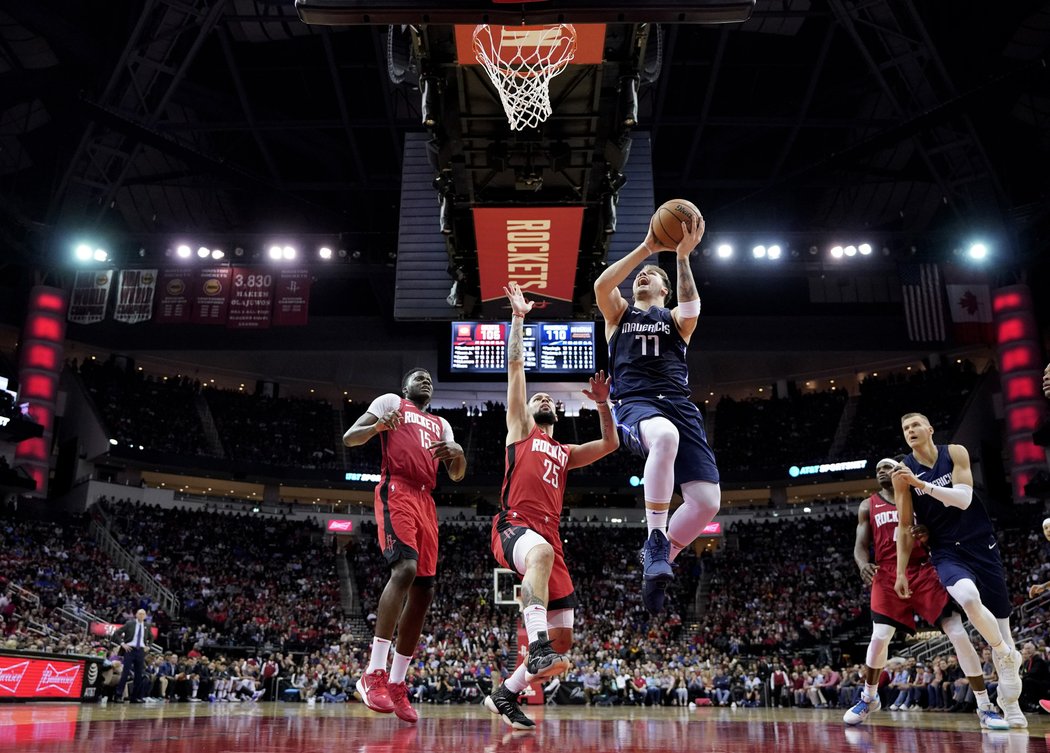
[608, 305, 691, 401]
[499, 425, 571, 529]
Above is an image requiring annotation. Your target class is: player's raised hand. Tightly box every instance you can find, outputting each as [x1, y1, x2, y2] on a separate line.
[894, 571, 912, 600]
[859, 562, 878, 586]
[503, 281, 534, 318]
[891, 466, 922, 489]
[676, 212, 705, 259]
[643, 222, 671, 254]
[582, 370, 611, 404]
[375, 409, 403, 432]
[1029, 583, 1047, 599]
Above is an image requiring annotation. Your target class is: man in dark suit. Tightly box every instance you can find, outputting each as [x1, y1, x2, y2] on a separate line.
[1020, 641, 1050, 712]
[114, 609, 150, 703]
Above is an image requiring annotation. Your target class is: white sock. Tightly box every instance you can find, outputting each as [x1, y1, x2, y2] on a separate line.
[522, 604, 547, 645]
[645, 507, 668, 535]
[368, 636, 391, 673]
[974, 689, 990, 707]
[389, 651, 412, 684]
[864, 683, 879, 699]
[504, 663, 533, 693]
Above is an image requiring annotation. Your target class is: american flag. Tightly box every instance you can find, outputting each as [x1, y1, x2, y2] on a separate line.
[899, 263, 945, 342]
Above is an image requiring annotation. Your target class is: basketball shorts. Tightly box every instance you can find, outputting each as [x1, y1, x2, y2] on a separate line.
[870, 561, 954, 633]
[374, 476, 439, 578]
[612, 396, 720, 485]
[491, 515, 578, 611]
[931, 534, 1012, 619]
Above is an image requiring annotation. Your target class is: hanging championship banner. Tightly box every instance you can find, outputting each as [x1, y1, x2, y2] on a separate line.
[227, 267, 274, 329]
[190, 267, 232, 324]
[67, 270, 112, 325]
[154, 269, 193, 324]
[273, 269, 312, 326]
[112, 269, 158, 324]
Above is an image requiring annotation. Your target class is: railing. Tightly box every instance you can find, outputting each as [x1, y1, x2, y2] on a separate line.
[88, 519, 181, 618]
[9, 582, 40, 608]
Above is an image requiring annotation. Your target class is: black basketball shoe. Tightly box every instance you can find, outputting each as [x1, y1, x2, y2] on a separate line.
[484, 684, 536, 730]
[525, 631, 570, 678]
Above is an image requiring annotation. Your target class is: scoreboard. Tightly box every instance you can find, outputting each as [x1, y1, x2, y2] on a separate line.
[450, 321, 597, 375]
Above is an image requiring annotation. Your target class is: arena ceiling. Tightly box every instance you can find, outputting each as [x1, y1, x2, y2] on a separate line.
[0, 0, 1048, 339]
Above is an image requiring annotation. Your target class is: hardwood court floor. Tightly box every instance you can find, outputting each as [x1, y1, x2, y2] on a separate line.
[0, 702, 1046, 752]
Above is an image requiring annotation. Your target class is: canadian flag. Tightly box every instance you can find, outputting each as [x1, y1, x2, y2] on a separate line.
[36, 663, 80, 694]
[943, 265, 993, 344]
[0, 661, 29, 693]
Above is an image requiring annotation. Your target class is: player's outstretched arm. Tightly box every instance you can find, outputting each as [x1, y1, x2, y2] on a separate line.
[504, 282, 534, 444]
[854, 498, 878, 585]
[567, 370, 619, 469]
[670, 214, 705, 343]
[593, 224, 665, 331]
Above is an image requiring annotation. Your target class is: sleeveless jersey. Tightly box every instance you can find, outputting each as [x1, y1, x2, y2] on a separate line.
[868, 492, 929, 570]
[498, 424, 571, 528]
[903, 444, 995, 549]
[374, 397, 447, 489]
[608, 305, 690, 401]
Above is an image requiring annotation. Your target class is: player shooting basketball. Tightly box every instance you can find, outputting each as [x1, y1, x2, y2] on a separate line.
[483, 281, 618, 729]
[592, 202, 721, 614]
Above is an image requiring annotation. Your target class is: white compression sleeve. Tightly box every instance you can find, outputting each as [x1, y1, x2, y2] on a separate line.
[922, 483, 972, 509]
[676, 298, 701, 319]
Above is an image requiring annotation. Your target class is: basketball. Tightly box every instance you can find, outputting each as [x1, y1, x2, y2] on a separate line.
[651, 199, 702, 249]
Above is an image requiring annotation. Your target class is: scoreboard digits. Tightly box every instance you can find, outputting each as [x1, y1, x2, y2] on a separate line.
[451, 321, 596, 374]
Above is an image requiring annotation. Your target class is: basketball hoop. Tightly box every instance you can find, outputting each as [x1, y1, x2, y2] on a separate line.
[472, 24, 578, 131]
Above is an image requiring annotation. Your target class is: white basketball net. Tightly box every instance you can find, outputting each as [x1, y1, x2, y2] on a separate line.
[472, 24, 578, 131]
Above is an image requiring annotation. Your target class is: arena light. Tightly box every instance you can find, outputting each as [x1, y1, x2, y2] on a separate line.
[752, 245, 766, 259]
[767, 244, 782, 260]
[282, 245, 296, 260]
[176, 244, 192, 259]
[968, 242, 988, 261]
[858, 243, 872, 256]
[197, 246, 210, 258]
[92, 248, 108, 262]
[211, 249, 224, 260]
[716, 244, 733, 259]
[319, 247, 333, 260]
[268, 245, 282, 260]
[830, 246, 844, 259]
[844, 245, 857, 257]
[74, 243, 93, 262]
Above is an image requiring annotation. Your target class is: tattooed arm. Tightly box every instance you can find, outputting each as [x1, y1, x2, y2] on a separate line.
[505, 282, 534, 444]
[670, 213, 705, 343]
[566, 371, 620, 469]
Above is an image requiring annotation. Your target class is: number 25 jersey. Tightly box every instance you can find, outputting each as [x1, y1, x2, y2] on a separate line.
[499, 425, 571, 530]
[608, 305, 690, 401]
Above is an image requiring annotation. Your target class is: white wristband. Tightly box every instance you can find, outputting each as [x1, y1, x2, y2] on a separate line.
[677, 298, 701, 319]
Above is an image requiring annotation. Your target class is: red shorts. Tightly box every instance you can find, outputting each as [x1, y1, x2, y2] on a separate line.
[374, 477, 438, 578]
[491, 515, 577, 610]
[870, 561, 953, 633]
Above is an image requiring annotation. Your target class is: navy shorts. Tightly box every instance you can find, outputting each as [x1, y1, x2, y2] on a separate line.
[931, 533, 1012, 619]
[612, 396, 720, 485]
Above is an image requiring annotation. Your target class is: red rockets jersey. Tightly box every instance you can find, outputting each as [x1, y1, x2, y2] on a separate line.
[499, 424, 571, 528]
[868, 492, 929, 570]
[369, 395, 451, 489]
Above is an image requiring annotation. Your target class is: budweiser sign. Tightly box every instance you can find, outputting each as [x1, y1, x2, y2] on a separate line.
[37, 663, 81, 694]
[0, 661, 29, 693]
[326, 519, 354, 532]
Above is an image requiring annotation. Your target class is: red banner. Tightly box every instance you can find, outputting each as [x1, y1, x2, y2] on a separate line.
[67, 270, 113, 325]
[273, 269, 312, 326]
[191, 267, 232, 324]
[0, 657, 83, 699]
[155, 269, 193, 323]
[227, 268, 275, 329]
[88, 622, 159, 641]
[113, 269, 158, 324]
[473, 206, 583, 303]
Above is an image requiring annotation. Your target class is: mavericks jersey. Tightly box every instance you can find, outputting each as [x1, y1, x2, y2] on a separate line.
[366, 394, 453, 489]
[498, 425, 571, 530]
[608, 305, 690, 401]
[903, 444, 995, 549]
[868, 493, 929, 570]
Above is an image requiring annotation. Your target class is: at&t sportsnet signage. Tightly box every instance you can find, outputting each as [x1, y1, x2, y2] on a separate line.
[473, 207, 583, 312]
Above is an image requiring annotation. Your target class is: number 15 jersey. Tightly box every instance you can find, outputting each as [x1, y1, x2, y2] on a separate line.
[498, 425, 571, 531]
[608, 305, 690, 401]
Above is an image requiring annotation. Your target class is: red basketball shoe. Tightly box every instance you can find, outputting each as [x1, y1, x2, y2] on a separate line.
[388, 681, 418, 723]
[356, 669, 395, 713]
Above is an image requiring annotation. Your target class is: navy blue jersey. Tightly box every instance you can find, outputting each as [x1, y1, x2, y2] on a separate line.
[903, 445, 995, 549]
[608, 305, 690, 401]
